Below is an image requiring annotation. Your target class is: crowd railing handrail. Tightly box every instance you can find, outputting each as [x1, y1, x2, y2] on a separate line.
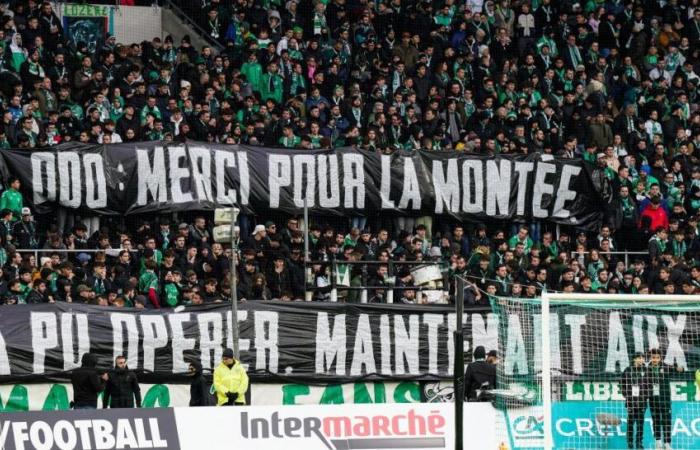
[161, 0, 225, 52]
[569, 250, 650, 267]
[304, 257, 450, 304]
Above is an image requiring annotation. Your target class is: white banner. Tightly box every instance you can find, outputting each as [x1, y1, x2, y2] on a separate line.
[251, 381, 422, 406]
[0, 403, 497, 450]
[174, 403, 496, 450]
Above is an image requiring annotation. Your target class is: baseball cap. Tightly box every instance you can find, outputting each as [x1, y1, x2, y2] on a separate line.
[21, 207, 31, 215]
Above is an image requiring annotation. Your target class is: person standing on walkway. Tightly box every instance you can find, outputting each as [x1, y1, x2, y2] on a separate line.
[103, 355, 142, 408]
[213, 348, 249, 405]
[71, 353, 107, 409]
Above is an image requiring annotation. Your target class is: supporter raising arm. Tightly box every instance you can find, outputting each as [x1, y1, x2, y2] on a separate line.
[138, 259, 161, 308]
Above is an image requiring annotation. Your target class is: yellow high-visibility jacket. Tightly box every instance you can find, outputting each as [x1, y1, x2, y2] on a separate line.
[213, 360, 249, 405]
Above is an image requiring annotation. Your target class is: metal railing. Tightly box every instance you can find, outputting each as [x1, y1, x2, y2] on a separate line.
[569, 250, 649, 267]
[15, 248, 139, 261]
[305, 259, 448, 304]
[162, 0, 224, 52]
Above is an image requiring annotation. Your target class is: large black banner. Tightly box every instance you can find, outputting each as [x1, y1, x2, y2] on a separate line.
[0, 142, 602, 227]
[493, 301, 700, 380]
[0, 302, 698, 383]
[0, 302, 491, 383]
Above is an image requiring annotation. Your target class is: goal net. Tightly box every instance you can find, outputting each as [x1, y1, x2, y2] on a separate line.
[490, 294, 700, 450]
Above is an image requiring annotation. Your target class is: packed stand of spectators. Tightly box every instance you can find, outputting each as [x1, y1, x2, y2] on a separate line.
[0, 0, 699, 306]
[2, 187, 700, 308]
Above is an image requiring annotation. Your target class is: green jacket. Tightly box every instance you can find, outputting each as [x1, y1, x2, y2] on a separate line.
[138, 271, 159, 295]
[278, 135, 300, 148]
[164, 282, 181, 307]
[140, 105, 162, 124]
[139, 250, 163, 275]
[240, 61, 263, 93]
[260, 72, 283, 104]
[507, 235, 533, 254]
[0, 188, 23, 218]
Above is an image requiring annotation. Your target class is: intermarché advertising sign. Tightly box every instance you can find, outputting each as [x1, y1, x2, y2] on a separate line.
[0, 403, 497, 450]
[175, 403, 495, 450]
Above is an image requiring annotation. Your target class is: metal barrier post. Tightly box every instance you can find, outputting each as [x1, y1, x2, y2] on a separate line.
[454, 276, 465, 450]
[360, 289, 368, 303]
[229, 207, 240, 360]
[330, 257, 338, 303]
[304, 198, 310, 301]
[360, 264, 368, 304]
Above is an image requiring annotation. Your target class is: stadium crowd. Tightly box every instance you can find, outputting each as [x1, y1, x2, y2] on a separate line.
[0, 0, 699, 306]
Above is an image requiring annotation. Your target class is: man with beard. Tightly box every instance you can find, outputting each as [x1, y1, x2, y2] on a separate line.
[103, 355, 142, 409]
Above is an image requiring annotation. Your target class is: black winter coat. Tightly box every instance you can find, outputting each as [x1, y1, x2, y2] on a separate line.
[12, 220, 37, 249]
[25, 288, 48, 304]
[266, 268, 292, 299]
[647, 364, 675, 408]
[71, 353, 105, 408]
[103, 367, 141, 408]
[620, 365, 648, 408]
[189, 361, 210, 407]
[464, 360, 496, 401]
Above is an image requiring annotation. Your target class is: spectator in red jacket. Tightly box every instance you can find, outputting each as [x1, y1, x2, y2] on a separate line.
[640, 196, 669, 232]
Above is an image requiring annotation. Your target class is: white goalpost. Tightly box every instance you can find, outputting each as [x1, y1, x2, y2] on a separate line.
[541, 290, 553, 450]
[493, 293, 700, 450]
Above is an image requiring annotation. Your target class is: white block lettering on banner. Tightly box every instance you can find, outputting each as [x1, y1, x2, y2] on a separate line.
[60, 313, 90, 371]
[0, 326, 9, 375]
[7, 304, 693, 380]
[19, 144, 599, 228]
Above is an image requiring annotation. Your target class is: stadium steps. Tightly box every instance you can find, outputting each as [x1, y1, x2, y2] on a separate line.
[161, 0, 223, 53]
